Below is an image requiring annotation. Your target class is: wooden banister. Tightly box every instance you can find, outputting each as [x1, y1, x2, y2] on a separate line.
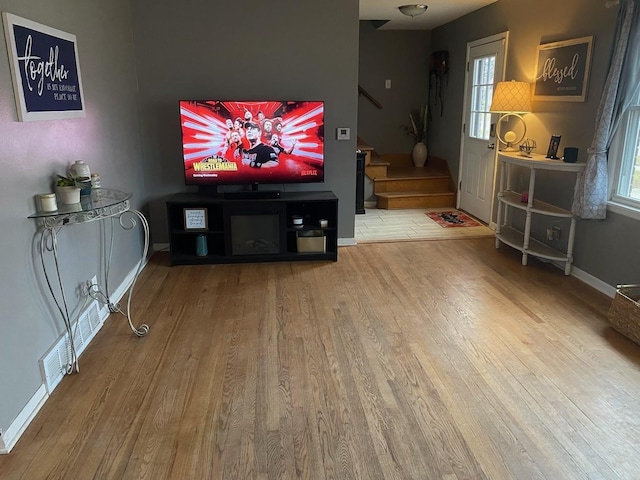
[358, 85, 383, 110]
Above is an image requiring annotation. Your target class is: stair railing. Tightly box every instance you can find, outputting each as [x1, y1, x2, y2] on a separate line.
[358, 85, 383, 110]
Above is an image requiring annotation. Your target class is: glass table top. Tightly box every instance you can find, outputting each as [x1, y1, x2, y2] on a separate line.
[29, 189, 131, 219]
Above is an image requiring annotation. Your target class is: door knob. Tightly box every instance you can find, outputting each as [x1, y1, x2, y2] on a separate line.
[487, 143, 495, 150]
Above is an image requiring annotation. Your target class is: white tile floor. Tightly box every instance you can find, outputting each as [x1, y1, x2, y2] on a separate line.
[354, 207, 494, 243]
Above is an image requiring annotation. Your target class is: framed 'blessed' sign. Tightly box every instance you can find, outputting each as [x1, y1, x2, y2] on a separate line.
[533, 36, 593, 102]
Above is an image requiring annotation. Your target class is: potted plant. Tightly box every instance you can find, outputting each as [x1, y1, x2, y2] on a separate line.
[401, 105, 428, 167]
[55, 174, 90, 205]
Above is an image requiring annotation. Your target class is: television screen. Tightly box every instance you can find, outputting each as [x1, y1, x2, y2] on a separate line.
[179, 100, 324, 185]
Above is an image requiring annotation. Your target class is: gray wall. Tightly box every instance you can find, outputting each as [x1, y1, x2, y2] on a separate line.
[0, 0, 146, 434]
[0, 0, 359, 440]
[130, 0, 360, 243]
[430, 0, 640, 285]
[358, 21, 432, 154]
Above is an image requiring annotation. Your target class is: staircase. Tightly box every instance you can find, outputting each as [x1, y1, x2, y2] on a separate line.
[359, 138, 456, 209]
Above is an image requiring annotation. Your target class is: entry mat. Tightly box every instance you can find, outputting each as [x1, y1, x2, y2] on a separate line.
[426, 210, 482, 228]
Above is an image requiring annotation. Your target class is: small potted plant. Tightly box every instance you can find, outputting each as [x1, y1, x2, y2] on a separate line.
[55, 173, 90, 205]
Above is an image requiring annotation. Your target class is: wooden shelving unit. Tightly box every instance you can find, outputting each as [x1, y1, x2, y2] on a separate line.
[495, 152, 585, 275]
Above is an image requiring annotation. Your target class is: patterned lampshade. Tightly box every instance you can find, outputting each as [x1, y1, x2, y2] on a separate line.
[490, 81, 531, 113]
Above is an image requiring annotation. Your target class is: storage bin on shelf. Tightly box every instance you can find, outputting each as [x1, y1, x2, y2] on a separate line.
[608, 284, 640, 345]
[296, 229, 326, 253]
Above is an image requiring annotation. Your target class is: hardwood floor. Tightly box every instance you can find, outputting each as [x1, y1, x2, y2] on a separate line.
[2, 239, 639, 479]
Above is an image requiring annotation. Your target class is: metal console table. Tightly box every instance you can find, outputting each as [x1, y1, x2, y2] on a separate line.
[29, 189, 150, 371]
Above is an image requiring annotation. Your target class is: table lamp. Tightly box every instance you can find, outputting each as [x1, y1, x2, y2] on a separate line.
[489, 81, 531, 152]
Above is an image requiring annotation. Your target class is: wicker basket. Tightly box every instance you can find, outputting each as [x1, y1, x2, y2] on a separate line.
[608, 284, 640, 345]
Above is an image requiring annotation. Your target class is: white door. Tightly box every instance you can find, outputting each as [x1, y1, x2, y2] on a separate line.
[458, 33, 508, 224]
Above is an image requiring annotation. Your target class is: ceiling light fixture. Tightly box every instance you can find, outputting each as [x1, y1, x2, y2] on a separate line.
[398, 4, 428, 17]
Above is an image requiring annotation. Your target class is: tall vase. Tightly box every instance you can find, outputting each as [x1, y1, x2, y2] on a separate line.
[412, 141, 428, 167]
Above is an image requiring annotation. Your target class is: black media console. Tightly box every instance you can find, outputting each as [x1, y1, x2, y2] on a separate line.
[166, 191, 338, 265]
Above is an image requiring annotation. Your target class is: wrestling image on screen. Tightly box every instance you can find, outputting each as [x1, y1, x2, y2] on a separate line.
[179, 100, 325, 185]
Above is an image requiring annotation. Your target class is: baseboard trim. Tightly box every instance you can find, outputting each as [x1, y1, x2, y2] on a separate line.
[571, 265, 616, 298]
[338, 237, 357, 246]
[152, 242, 170, 253]
[0, 261, 147, 455]
[0, 384, 48, 454]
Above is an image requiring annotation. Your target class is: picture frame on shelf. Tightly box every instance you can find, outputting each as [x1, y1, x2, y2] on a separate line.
[184, 208, 208, 231]
[546, 135, 562, 159]
[2, 12, 85, 121]
[533, 36, 593, 102]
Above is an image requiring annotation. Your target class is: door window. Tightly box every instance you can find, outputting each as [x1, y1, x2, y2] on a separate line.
[469, 56, 496, 140]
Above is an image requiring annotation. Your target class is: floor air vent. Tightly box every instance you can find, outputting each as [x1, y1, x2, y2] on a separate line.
[40, 300, 108, 393]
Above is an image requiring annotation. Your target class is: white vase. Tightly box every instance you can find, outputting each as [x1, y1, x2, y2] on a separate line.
[70, 160, 91, 179]
[57, 186, 81, 205]
[412, 142, 428, 167]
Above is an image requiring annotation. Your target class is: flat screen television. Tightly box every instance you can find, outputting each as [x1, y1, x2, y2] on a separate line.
[179, 100, 324, 189]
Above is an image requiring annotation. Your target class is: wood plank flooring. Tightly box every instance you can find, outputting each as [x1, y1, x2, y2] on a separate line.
[2, 239, 639, 479]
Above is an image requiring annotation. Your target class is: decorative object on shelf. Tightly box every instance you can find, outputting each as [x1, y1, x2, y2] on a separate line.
[195, 234, 208, 257]
[402, 105, 428, 167]
[69, 161, 91, 194]
[2, 12, 85, 121]
[55, 173, 90, 205]
[398, 4, 427, 17]
[69, 160, 90, 178]
[55, 186, 80, 205]
[183, 208, 208, 230]
[533, 36, 593, 102]
[319, 219, 328, 228]
[90, 173, 102, 199]
[562, 147, 579, 163]
[39, 193, 57, 212]
[490, 80, 532, 152]
[519, 138, 537, 157]
[292, 215, 303, 228]
[545, 135, 561, 159]
[55, 172, 90, 187]
[90, 173, 101, 188]
[425, 210, 482, 228]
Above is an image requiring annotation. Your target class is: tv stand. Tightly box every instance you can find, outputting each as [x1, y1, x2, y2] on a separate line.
[166, 191, 338, 265]
[224, 190, 281, 200]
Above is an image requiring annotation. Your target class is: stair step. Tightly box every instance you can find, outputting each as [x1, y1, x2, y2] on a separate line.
[376, 191, 456, 209]
[369, 157, 390, 166]
[373, 176, 450, 193]
[365, 164, 388, 179]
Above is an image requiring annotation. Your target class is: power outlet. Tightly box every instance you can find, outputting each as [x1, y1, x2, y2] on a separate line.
[547, 226, 561, 241]
[83, 275, 98, 296]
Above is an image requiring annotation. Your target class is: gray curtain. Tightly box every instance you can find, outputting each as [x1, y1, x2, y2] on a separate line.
[572, 0, 640, 218]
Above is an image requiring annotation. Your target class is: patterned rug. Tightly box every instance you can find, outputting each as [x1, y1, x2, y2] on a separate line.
[425, 210, 482, 228]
